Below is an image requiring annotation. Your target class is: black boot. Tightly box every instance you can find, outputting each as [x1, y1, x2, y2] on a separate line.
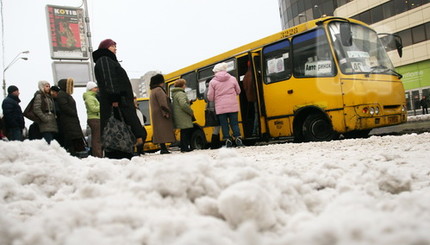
[160, 143, 171, 154]
[210, 134, 222, 149]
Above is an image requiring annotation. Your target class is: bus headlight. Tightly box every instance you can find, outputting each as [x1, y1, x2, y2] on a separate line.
[369, 107, 375, 115]
[375, 106, 380, 115]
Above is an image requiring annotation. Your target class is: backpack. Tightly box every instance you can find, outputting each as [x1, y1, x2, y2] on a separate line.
[23, 97, 41, 123]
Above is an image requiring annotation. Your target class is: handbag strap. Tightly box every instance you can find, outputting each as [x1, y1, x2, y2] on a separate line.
[112, 106, 125, 121]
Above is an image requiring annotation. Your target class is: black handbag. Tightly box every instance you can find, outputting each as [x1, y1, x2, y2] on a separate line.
[23, 97, 41, 123]
[102, 108, 136, 153]
[205, 109, 219, 126]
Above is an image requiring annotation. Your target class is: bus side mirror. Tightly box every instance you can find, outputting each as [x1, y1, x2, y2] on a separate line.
[395, 35, 403, 58]
[340, 23, 352, 46]
[379, 33, 403, 58]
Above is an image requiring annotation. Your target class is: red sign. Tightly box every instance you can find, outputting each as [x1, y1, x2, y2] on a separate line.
[46, 5, 89, 60]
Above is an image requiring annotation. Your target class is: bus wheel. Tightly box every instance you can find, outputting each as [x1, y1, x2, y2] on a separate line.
[190, 129, 207, 150]
[302, 114, 338, 142]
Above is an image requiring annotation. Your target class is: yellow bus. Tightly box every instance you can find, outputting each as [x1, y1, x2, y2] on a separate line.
[162, 16, 406, 148]
[136, 97, 161, 152]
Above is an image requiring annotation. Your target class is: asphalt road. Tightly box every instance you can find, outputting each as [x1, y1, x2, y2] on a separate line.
[370, 120, 430, 136]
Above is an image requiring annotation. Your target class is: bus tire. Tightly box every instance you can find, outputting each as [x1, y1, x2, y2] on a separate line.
[190, 129, 207, 150]
[302, 114, 338, 142]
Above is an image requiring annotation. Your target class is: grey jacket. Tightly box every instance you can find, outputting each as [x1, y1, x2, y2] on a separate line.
[33, 91, 58, 133]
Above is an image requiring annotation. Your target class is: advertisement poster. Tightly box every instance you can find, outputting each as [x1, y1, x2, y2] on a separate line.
[46, 5, 89, 59]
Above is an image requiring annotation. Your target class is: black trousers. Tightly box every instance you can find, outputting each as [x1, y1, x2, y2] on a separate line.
[180, 128, 193, 151]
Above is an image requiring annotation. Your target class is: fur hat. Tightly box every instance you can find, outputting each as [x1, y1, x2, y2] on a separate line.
[7, 85, 19, 94]
[38, 80, 50, 91]
[212, 62, 228, 73]
[149, 74, 165, 89]
[86, 81, 98, 91]
[98, 39, 116, 49]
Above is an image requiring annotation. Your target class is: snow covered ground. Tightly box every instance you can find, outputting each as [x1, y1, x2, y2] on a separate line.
[1, 118, 430, 245]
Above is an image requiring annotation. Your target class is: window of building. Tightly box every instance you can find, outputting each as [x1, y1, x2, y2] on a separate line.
[425, 22, 430, 40]
[412, 24, 426, 43]
[263, 39, 292, 83]
[398, 28, 413, 47]
[371, 5, 384, 23]
[298, 1, 305, 13]
[359, 11, 371, 24]
[394, 0, 409, 14]
[409, 0, 423, 10]
[382, 1, 395, 19]
[291, 2, 298, 17]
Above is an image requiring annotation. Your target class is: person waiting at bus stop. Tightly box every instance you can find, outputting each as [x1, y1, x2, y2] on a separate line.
[92, 38, 145, 159]
[420, 95, 428, 115]
[171, 79, 195, 152]
[149, 74, 176, 154]
[207, 62, 245, 147]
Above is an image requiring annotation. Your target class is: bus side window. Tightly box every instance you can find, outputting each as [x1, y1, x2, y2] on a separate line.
[197, 66, 215, 100]
[292, 28, 336, 78]
[181, 72, 198, 101]
[262, 39, 291, 84]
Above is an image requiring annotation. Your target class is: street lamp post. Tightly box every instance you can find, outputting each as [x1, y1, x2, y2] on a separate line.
[2, 50, 30, 98]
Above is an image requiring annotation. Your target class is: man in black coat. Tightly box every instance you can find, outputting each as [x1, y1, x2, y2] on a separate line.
[1, 85, 25, 141]
[92, 39, 146, 159]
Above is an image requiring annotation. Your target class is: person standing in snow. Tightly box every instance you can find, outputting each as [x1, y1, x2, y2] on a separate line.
[32, 80, 58, 144]
[207, 62, 244, 148]
[83, 81, 102, 158]
[204, 78, 221, 149]
[56, 78, 86, 157]
[92, 39, 145, 159]
[149, 74, 176, 154]
[1, 85, 25, 141]
[171, 79, 194, 152]
[420, 95, 428, 115]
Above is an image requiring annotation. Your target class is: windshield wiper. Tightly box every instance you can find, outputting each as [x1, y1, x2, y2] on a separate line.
[365, 65, 403, 79]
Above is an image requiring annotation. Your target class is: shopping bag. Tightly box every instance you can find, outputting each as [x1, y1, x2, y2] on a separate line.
[205, 109, 219, 126]
[102, 108, 136, 153]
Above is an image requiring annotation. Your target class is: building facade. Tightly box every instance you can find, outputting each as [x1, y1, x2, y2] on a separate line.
[279, 0, 430, 114]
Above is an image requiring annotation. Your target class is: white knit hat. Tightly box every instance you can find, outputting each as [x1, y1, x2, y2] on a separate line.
[86, 81, 98, 91]
[212, 62, 228, 73]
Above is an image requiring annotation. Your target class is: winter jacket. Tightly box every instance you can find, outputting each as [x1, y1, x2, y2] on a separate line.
[420, 98, 428, 108]
[171, 87, 194, 129]
[33, 90, 58, 133]
[83, 90, 100, 120]
[149, 86, 175, 144]
[1, 94, 24, 130]
[207, 71, 241, 115]
[56, 78, 84, 141]
[92, 48, 145, 141]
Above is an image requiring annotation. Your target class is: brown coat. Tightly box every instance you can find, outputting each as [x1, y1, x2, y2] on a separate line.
[149, 86, 175, 144]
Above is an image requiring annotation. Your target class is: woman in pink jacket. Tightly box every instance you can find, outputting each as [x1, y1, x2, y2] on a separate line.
[207, 62, 244, 147]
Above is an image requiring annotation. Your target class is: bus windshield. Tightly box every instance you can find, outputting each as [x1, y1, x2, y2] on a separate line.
[329, 22, 395, 76]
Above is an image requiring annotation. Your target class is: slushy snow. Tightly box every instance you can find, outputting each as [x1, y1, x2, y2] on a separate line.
[1, 128, 429, 244]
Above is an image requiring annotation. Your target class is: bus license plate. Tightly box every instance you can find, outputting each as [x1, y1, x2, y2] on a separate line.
[388, 116, 398, 123]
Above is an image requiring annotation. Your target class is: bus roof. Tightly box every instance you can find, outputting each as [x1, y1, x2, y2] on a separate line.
[164, 16, 367, 81]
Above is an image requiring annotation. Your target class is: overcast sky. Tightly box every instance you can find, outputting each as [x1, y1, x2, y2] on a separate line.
[0, 0, 281, 109]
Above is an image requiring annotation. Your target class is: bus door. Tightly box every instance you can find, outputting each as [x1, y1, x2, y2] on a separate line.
[259, 39, 294, 138]
[236, 54, 261, 138]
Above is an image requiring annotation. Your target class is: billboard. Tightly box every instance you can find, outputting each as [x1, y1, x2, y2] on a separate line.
[46, 5, 89, 60]
[52, 61, 92, 87]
